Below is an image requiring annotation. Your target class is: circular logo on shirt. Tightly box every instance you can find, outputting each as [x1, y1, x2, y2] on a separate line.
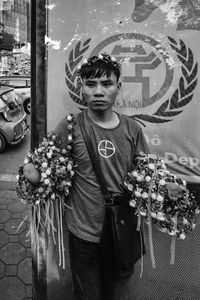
[98, 140, 115, 158]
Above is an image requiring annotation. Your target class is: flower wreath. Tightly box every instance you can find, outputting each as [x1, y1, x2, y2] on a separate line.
[124, 154, 199, 267]
[16, 113, 75, 268]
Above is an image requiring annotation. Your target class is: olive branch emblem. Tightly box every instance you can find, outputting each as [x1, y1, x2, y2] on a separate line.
[65, 39, 91, 106]
[133, 37, 198, 125]
[65, 37, 198, 126]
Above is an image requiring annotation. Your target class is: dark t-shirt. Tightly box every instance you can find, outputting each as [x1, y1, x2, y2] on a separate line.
[55, 110, 149, 242]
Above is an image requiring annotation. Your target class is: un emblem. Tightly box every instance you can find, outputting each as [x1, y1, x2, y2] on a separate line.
[65, 34, 198, 125]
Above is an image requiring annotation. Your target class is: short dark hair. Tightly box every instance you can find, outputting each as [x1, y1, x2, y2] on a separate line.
[77, 53, 121, 81]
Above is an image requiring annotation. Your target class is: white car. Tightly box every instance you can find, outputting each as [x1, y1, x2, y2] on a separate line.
[0, 86, 29, 153]
[0, 75, 31, 114]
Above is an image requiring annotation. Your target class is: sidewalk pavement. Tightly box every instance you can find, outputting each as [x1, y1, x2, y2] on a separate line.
[0, 177, 32, 300]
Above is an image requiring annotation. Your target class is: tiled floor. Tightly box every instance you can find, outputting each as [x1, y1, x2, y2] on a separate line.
[0, 181, 32, 300]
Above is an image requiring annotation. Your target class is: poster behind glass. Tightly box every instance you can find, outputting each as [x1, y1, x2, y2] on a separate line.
[46, 1, 200, 299]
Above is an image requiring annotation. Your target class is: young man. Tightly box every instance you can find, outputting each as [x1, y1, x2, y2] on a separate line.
[23, 53, 183, 299]
[53, 53, 150, 300]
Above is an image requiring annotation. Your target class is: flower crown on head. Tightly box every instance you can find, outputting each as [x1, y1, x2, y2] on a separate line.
[77, 53, 121, 76]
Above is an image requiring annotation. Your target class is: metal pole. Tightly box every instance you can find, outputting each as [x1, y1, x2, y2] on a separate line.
[31, 1, 47, 299]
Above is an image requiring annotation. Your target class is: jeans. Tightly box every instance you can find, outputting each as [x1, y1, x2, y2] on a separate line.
[68, 231, 134, 300]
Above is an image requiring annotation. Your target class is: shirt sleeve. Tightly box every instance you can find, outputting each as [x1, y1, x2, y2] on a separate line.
[134, 127, 150, 160]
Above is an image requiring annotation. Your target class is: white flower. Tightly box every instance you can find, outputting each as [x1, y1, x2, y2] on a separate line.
[182, 180, 186, 186]
[42, 162, 48, 168]
[145, 176, 151, 182]
[137, 175, 143, 182]
[77, 65, 81, 70]
[179, 233, 186, 240]
[68, 134, 72, 141]
[98, 54, 103, 59]
[35, 200, 40, 205]
[127, 184, 133, 191]
[157, 194, 164, 202]
[44, 178, 50, 185]
[151, 193, 156, 200]
[111, 56, 116, 62]
[135, 191, 141, 198]
[183, 218, 188, 225]
[148, 163, 155, 170]
[24, 158, 29, 164]
[46, 168, 51, 175]
[67, 115, 72, 121]
[41, 173, 47, 178]
[156, 212, 165, 221]
[62, 149, 67, 154]
[59, 157, 65, 162]
[47, 151, 53, 158]
[131, 171, 138, 177]
[151, 212, 157, 218]
[16, 175, 20, 180]
[51, 193, 55, 200]
[70, 170, 75, 176]
[159, 179, 166, 186]
[38, 187, 44, 193]
[82, 59, 88, 64]
[140, 211, 147, 216]
[142, 192, 148, 199]
[67, 163, 72, 171]
[129, 200, 136, 208]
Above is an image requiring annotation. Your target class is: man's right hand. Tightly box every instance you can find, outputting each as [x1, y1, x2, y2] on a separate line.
[23, 163, 40, 185]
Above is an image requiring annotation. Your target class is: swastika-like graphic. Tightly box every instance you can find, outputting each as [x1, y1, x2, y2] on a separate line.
[98, 140, 116, 158]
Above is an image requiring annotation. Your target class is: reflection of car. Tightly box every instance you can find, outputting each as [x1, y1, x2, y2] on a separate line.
[0, 75, 31, 114]
[0, 86, 29, 153]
